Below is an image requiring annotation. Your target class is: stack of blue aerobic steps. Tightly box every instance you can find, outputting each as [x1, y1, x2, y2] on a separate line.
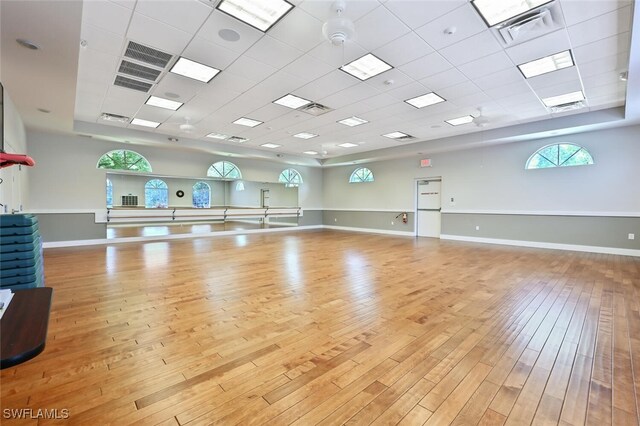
[0, 214, 44, 290]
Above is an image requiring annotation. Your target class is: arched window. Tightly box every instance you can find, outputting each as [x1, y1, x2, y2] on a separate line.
[145, 179, 168, 208]
[192, 181, 211, 208]
[97, 150, 152, 172]
[279, 168, 302, 187]
[207, 161, 242, 179]
[349, 167, 374, 183]
[106, 178, 113, 208]
[526, 143, 594, 169]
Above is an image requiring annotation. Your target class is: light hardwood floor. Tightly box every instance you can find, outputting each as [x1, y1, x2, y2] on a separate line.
[1, 230, 639, 425]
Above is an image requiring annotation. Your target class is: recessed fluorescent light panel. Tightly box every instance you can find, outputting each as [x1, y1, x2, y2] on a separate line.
[145, 96, 183, 111]
[338, 143, 358, 148]
[228, 136, 249, 143]
[518, 50, 574, 78]
[542, 91, 585, 107]
[472, 0, 553, 26]
[131, 118, 160, 128]
[340, 53, 393, 81]
[261, 143, 281, 148]
[293, 132, 318, 139]
[273, 94, 312, 109]
[206, 133, 229, 139]
[303, 151, 318, 155]
[337, 116, 369, 127]
[170, 57, 220, 83]
[383, 131, 411, 139]
[446, 115, 474, 126]
[217, 0, 294, 32]
[405, 92, 445, 109]
[233, 117, 263, 127]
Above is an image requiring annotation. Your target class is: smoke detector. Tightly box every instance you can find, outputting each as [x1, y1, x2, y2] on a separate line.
[322, 0, 355, 46]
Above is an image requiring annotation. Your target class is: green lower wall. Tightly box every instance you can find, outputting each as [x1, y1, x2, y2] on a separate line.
[441, 213, 640, 250]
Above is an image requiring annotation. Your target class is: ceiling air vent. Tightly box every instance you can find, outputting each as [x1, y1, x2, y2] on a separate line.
[395, 134, 415, 141]
[299, 103, 333, 116]
[228, 136, 248, 143]
[114, 75, 153, 93]
[100, 112, 130, 123]
[494, 1, 563, 47]
[118, 60, 162, 82]
[124, 41, 173, 68]
[549, 100, 586, 113]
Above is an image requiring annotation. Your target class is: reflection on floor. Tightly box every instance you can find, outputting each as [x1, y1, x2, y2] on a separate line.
[106, 220, 293, 239]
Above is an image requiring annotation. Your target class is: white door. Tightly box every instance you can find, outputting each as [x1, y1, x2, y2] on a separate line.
[417, 179, 441, 238]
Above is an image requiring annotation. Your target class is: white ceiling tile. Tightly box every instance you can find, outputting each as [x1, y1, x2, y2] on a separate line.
[439, 30, 502, 66]
[81, 23, 126, 56]
[384, 0, 466, 30]
[505, 30, 571, 65]
[455, 51, 514, 79]
[224, 56, 278, 83]
[582, 71, 623, 90]
[134, 0, 212, 34]
[398, 52, 453, 80]
[75, 91, 105, 117]
[534, 80, 584, 99]
[136, 104, 176, 122]
[319, 83, 381, 109]
[419, 68, 468, 91]
[197, 10, 264, 53]
[349, 92, 398, 112]
[194, 85, 241, 111]
[297, 69, 359, 100]
[473, 68, 525, 91]
[77, 79, 109, 98]
[484, 80, 533, 99]
[572, 32, 631, 64]
[103, 89, 147, 116]
[385, 81, 429, 101]
[298, 0, 380, 22]
[247, 71, 308, 104]
[77, 49, 120, 84]
[208, 71, 257, 94]
[308, 39, 368, 68]
[354, 5, 411, 51]
[245, 36, 304, 69]
[527, 67, 581, 91]
[83, 0, 133, 36]
[437, 81, 482, 100]
[249, 103, 290, 122]
[154, 72, 204, 101]
[560, 0, 632, 27]
[127, 13, 192, 55]
[281, 54, 334, 83]
[182, 37, 242, 70]
[268, 7, 324, 51]
[567, 4, 632, 47]
[584, 81, 626, 99]
[449, 92, 493, 108]
[414, 3, 486, 50]
[364, 68, 414, 92]
[373, 32, 434, 67]
[578, 52, 628, 78]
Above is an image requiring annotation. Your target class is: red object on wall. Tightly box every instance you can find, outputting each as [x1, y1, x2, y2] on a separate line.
[0, 153, 35, 168]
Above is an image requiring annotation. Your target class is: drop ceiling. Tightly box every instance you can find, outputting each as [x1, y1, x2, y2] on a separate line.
[1, 0, 636, 165]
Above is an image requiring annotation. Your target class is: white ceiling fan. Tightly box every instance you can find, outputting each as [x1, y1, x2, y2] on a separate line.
[179, 116, 196, 134]
[322, 0, 356, 46]
[472, 107, 491, 128]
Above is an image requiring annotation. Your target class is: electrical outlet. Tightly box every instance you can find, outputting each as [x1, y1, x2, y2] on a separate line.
[391, 221, 395, 225]
[629, 233, 635, 240]
[475, 226, 480, 231]
[334, 218, 337, 222]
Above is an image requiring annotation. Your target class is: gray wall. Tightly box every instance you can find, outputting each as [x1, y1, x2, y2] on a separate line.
[443, 213, 640, 250]
[0, 89, 28, 214]
[323, 210, 414, 233]
[37, 213, 106, 242]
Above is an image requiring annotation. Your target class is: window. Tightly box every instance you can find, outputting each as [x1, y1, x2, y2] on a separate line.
[526, 143, 594, 169]
[97, 150, 152, 172]
[145, 179, 168, 208]
[192, 181, 211, 208]
[349, 167, 374, 183]
[207, 161, 242, 179]
[279, 168, 302, 187]
[106, 178, 113, 208]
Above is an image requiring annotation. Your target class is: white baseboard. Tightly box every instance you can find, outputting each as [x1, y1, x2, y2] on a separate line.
[43, 225, 324, 248]
[440, 234, 640, 257]
[323, 225, 415, 237]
